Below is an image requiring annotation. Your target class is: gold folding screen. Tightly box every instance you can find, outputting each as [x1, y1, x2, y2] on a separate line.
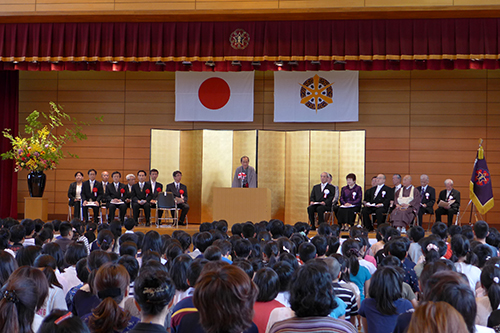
[151, 129, 364, 224]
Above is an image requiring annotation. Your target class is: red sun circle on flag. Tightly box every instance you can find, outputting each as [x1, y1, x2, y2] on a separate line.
[198, 77, 231, 110]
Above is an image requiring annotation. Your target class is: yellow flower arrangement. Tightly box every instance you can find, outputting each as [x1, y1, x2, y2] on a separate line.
[2, 102, 92, 172]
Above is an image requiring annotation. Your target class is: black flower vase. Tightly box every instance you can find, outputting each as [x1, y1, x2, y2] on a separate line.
[27, 171, 46, 197]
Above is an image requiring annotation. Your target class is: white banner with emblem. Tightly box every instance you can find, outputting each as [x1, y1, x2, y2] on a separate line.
[274, 71, 359, 122]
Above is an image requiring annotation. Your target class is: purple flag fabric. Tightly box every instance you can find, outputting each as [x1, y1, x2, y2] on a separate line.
[470, 149, 494, 215]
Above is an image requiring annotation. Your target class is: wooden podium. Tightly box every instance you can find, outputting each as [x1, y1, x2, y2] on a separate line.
[213, 188, 271, 227]
[24, 197, 48, 221]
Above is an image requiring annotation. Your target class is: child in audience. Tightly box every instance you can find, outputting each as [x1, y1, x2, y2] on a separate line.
[359, 266, 413, 333]
[342, 239, 371, 301]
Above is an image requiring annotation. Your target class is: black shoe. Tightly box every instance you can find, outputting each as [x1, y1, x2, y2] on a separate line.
[146, 223, 150, 227]
[178, 222, 186, 226]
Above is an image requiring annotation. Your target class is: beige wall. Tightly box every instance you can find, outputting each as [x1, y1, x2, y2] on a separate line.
[17, 69, 500, 227]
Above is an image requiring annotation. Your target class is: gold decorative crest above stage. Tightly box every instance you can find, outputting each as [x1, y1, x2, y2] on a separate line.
[151, 129, 364, 224]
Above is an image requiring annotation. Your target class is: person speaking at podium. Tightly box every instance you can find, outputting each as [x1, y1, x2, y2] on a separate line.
[232, 156, 257, 188]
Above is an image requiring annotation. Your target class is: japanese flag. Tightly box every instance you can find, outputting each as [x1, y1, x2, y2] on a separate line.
[175, 72, 254, 122]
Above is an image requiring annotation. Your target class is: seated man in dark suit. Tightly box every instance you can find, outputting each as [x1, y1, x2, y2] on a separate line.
[106, 171, 128, 223]
[416, 174, 436, 226]
[435, 178, 460, 227]
[361, 173, 392, 231]
[307, 172, 336, 231]
[81, 168, 103, 223]
[131, 170, 152, 226]
[147, 168, 164, 221]
[166, 170, 189, 226]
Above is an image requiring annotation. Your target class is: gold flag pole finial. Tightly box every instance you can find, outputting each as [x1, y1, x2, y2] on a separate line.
[478, 138, 484, 159]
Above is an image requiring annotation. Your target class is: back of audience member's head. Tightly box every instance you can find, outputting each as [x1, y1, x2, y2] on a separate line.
[387, 240, 407, 261]
[383, 227, 401, 244]
[256, 231, 271, 243]
[15, 245, 42, 267]
[86, 250, 112, 293]
[134, 231, 144, 250]
[276, 237, 295, 256]
[289, 260, 336, 317]
[279, 252, 299, 270]
[283, 224, 295, 238]
[273, 261, 295, 294]
[322, 256, 341, 281]
[117, 255, 139, 283]
[165, 241, 183, 264]
[253, 267, 280, 302]
[268, 219, 285, 239]
[133, 267, 175, 317]
[140, 260, 169, 275]
[2, 217, 19, 230]
[311, 236, 328, 257]
[120, 241, 138, 257]
[204, 245, 222, 261]
[481, 264, 500, 311]
[425, 271, 476, 333]
[141, 230, 162, 254]
[487, 228, 500, 248]
[0, 274, 39, 333]
[33, 254, 63, 289]
[232, 259, 254, 280]
[65, 241, 87, 266]
[408, 226, 426, 243]
[142, 250, 161, 264]
[379, 255, 402, 268]
[451, 234, 478, 266]
[449, 225, 462, 238]
[38, 309, 91, 333]
[194, 231, 214, 253]
[231, 223, 243, 237]
[419, 236, 442, 266]
[325, 236, 340, 256]
[35, 228, 53, 246]
[263, 241, 279, 266]
[187, 258, 209, 287]
[213, 239, 232, 257]
[88, 263, 131, 333]
[76, 258, 89, 284]
[298, 242, 317, 263]
[85, 223, 97, 244]
[473, 243, 493, 268]
[251, 257, 264, 273]
[431, 222, 448, 240]
[8, 266, 49, 311]
[21, 219, 35, 237]
[10, 224, 25, 243]
[461, 225, 474, 240]
[474, 220, 490, 240]
[317, 223, 332, 236]
[375, 223, 390, 242]
[242, 222, 256, 239]
[341, 239, 362, 275]
[199, 222, 213, 232]
[109, 221, 122, 239]
[0, 250, 18, 286]
[123, 218, 135, 231]
[234, 239, 252, 259]
[96, 230, 115, 252]
[172, 230, 191, 252]
[170, 254, 193, 292]
[193, 264, 257, 333]
[293, 222, 311, 236]
[70, 219, 85, 238]
[368, 266, 403, 316]
[0, 229, 10, 250]
[59, 222, 73, 238]
[407, 301, 468, 333]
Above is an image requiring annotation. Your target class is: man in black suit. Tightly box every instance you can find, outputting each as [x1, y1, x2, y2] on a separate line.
[131, 170, 152, 226]
[435, 178, 461, 227]
[81, 168, 103, 223]
[389, 174, 402, 213]
[416, 174, 436, 226]
[106, 171, 128, 223]
[100, 171, 110, 207]
[362, 173, 392, 231]
[148, 168, 164, 220]
[166, 170, 189, 226]
[307, 172, 336, 231]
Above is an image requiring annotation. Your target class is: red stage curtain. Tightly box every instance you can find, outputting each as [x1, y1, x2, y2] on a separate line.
[0, 70, 18, 219]
[0, 19, 498, 71]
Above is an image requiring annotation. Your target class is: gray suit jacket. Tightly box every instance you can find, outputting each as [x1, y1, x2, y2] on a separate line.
[232, 166, 257, 188]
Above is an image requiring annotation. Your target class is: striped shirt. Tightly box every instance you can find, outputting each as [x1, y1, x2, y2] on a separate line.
[269, 316, 357, 333]
[332, 282, 358, 320]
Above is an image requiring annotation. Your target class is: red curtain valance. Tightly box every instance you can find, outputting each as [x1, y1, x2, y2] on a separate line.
[0, 19, 499, 71]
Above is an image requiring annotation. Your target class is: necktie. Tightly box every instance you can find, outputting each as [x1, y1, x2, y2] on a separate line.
[103, 183, 107, 193]
[115, 183, 118, 191]
[176, 183, 179, 191]
[140, 183, 144, 191]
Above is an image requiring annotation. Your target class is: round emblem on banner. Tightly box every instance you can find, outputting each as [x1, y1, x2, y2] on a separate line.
[475, 169, 490, 186]
[230, 29, 250, 50]
[300, 74, 334, 112]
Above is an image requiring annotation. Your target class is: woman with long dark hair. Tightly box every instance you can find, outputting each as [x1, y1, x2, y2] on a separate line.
[0, 274, 39, 333]
[84, 262, 139, 333]
[359, 266, 413, 333]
